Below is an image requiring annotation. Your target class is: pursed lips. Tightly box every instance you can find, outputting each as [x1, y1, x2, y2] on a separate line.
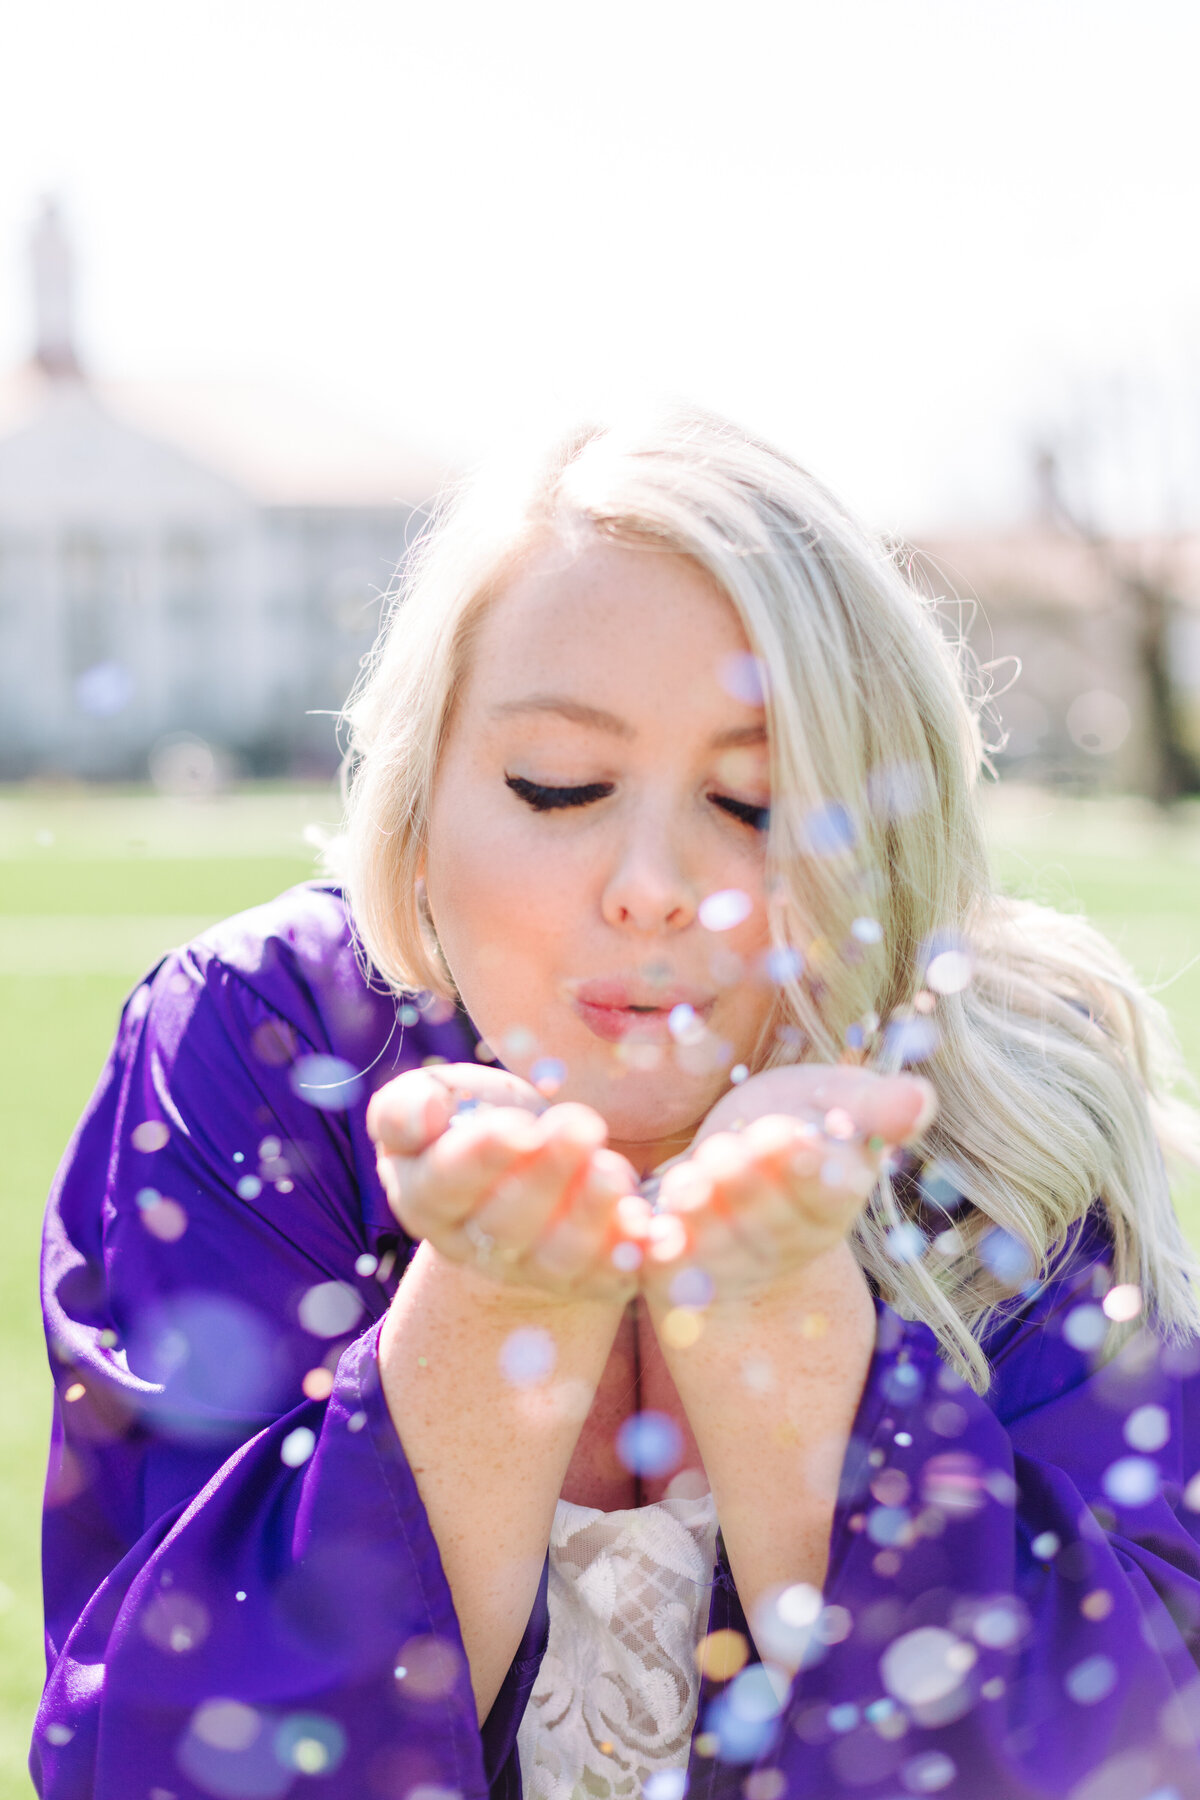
[566, 979, 716, 1043]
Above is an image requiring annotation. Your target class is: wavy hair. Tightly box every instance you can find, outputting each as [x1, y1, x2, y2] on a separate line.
[339, 407, 1200, 1387]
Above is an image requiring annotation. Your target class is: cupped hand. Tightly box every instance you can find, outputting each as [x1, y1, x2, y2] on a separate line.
[367, 1063, 648, 1304]
[641, 1064, 934, 1303]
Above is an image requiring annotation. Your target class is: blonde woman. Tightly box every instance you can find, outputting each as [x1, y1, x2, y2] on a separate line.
[35, 411, 1200, 1799]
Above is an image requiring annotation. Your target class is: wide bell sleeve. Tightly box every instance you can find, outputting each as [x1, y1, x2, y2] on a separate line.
[691, 1216, 1200, 1798]
[31, 889, 515, 1800]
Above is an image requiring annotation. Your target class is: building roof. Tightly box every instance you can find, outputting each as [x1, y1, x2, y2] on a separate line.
[0, 366, 448, 511]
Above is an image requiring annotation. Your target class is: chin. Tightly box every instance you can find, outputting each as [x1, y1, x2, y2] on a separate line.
[575, 1061, 727, 1150]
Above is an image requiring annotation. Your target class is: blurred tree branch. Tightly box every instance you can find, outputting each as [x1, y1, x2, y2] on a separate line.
[1032, 417, 1200, 807]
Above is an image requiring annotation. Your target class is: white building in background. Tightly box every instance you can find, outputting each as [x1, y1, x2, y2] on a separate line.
[0, 202, 443, 779]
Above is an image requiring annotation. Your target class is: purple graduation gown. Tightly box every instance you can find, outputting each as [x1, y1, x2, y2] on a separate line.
[32, 882, 1200, 1799]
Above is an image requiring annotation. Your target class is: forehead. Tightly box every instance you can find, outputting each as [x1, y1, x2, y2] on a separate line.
[463, 535, 753, 709]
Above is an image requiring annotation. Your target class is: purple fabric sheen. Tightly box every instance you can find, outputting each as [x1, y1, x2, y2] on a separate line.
[31, 883, 1200, 1799]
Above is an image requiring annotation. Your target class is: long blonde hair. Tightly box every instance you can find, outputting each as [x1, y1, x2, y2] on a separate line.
[340, 407, 1200, 1386]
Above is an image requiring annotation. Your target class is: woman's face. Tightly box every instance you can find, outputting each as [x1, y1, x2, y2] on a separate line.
[423, 534, 776, 1171]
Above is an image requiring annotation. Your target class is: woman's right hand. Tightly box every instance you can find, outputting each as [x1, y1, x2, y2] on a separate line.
[366, 1063, 647, 1305]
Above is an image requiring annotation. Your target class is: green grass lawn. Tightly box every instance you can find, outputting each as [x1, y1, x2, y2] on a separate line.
[1, 782, 1198, 1797]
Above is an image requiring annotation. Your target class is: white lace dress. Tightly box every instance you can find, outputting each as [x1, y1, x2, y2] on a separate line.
[516, 1491, 720, 1800]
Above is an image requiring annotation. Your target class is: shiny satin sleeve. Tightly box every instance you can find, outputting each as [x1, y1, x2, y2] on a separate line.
[32, 884, 506, 1800]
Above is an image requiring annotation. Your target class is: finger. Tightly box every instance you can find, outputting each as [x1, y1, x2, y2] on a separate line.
[368, 1069, 457, 1156]
[799, 1071, 934, 1146]
[690, 1125, 812, 1266]
[390, 1106, 543, 1235]
[464, 1105, 608, 1260]
[518, 1123, 641, 1286]
[739, 1113, 881, 1208]
[709, 1117, 878, 1263]
[695, 1064, 934, 1156]
[367, 1063, 546, 1155]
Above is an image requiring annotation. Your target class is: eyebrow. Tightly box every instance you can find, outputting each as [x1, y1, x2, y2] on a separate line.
[488, 695, 767, 749]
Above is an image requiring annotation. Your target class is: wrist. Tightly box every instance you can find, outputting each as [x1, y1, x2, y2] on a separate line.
[402, 1238, 629, 1325]
[644, 1240, 872, 1334]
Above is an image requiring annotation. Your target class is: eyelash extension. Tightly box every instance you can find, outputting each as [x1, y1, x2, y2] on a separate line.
[711, 794, 770, 831]
[507, 774, 769, 831]
[505, 775, 615, 811]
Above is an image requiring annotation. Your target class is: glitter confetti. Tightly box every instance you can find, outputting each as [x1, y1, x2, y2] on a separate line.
[499, 1326, 557, 1387]
[1124, 1404, 1170, 1452]
[660, 1308, 704, 1349]
[530, 1056, 566, 1095]
[669, 1267, 714, 1307]
[741, 1356, 775, 1393]
[667, 1004, 706, 1045]
[298, 1281, 364, 1338]
[801, 801, 856, 856]
[289, 1055, 363, 1112]
[851, 917, 883, 945]
[140, 1197, 188, 1242]
[643, 1773, 688, 1800]
[1065, 1654, 1117, 1705]
[743, 1771, 786, 1800]
[751, 1582, 822, 1669]
[717, 652, 768, 705]
[1063, 1304, 1108, 1351]
[699, 889, 753, 932]
[883, 1017, 940, 1066]
[926, 949, 973, 995]
[1101, 1455, 1159, 1507]
[969, 1597, 1029, 1649]
[886, 1223, 927, 1264]
[695, 1628, 749, 1681]
[880, 1626, 976, 1708]
[393, 1633, 464, 1700]
[140, 1589, 211, 1654]
[615, 1411, 683, 1478]
[900, 1751, 957, 1793]
[725, 1663, 790, 1724]
[188, 1699, 261, 1751]
[978, 1226, 1035, 1288]
[274, 1713, 346, 1775]
[131, 1120, 170, 1154]
[763, 946, 804, 984]
[1102, 1284, 1142, 1322]
[280, 1427, 316, 1467]
[645, 1215, 688, 1262]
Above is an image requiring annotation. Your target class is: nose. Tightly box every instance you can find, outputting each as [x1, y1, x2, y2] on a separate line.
[599, 813, 699, 934]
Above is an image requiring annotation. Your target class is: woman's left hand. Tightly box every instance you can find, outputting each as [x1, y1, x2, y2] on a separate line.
[640, 1065, 934, 1304]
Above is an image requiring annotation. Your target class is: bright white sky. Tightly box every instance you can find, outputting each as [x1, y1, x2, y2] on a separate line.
[2, 0, 1199, 530]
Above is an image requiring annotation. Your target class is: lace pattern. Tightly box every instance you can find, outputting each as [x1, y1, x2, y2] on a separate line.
[516, 1491, 719, 1800]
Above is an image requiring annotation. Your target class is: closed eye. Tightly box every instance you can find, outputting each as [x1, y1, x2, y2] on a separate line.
[507, 775, 769, 829]
[711, 793, 770, 831]
[505, 775, 614, 811]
